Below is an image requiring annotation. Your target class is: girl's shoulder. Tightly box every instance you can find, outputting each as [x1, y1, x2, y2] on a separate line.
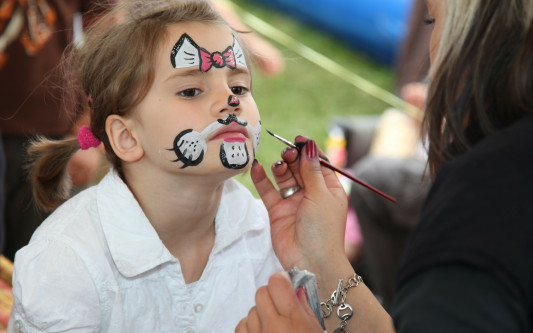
[19, 170, 123, 274]
[11, 224, 103, 332]
[30, 182, 101, 244]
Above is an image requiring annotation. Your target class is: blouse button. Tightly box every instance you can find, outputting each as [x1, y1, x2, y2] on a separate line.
[194, 303, 203, 313]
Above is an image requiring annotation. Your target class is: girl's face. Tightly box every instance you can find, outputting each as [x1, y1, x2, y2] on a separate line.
[132, 22, 261, 179]
[426, 0, 446, 65]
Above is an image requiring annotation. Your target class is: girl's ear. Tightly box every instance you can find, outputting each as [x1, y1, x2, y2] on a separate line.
[106, 115, 144, 162]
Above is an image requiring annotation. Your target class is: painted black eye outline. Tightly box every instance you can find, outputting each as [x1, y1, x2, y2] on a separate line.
[177, 88, 202, 98]
[230, 86, 249, 96]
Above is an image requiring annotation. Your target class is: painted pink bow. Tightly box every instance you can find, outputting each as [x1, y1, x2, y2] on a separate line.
[199, 46, 236, 72]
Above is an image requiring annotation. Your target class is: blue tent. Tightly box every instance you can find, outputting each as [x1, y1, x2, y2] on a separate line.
[250, 0, 414, 65]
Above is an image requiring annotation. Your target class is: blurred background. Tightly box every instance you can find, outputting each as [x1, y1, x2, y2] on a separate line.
[229, 0, 411, 195]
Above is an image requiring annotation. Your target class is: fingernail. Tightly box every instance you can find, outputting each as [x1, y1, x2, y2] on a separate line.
[296, 286, 308, 305]
[274, 160, 283, 168]
[252, 159, 258, 167]
[305, 140, 317, 160]
[282, 147, 293, 156]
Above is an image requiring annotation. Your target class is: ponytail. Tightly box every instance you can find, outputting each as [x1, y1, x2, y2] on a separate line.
[26, 137, 80, 211]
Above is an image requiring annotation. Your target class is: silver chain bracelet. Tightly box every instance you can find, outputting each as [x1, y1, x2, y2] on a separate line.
[320, 273, 363, 333]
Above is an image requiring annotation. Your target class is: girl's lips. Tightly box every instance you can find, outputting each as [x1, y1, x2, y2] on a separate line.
[215, 133, 247, 142]
[210, 122, 248, 142]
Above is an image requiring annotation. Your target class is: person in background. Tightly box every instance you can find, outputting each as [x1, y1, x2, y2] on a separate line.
[0, 0, 106, 261]
[238, 0, 533, 331]
[0, 134, 4, 253]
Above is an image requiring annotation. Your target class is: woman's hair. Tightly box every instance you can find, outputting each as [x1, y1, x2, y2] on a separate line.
[28, 0, 239, 211]
[424, 0, 533, 177]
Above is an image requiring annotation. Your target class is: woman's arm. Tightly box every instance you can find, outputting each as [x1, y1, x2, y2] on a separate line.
[248, 138, 394, 333]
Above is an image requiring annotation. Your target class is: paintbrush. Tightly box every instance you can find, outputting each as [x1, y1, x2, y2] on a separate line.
[265, 129, 397, 203]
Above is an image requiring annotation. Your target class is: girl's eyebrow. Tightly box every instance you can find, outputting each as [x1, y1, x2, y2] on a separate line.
[164, 68, 204, 82]
[229, 67, 251, 77]
[164, 67, 251, 82]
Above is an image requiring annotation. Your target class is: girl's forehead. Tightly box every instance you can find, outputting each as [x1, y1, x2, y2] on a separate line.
[166, 22, 233, 52]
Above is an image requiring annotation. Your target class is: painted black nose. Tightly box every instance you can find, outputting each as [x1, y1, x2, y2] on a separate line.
[228, 95, 240, 107]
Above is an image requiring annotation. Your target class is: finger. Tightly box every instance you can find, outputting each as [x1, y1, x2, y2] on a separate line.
[235, 318, 248, 333]
[251, 159, 283, 209]
[267, 271, 300, 317]
[246, 306, 262, 332]
[299, 140, 330, 196]
[271, 160, 299, 192]
[285, 136, 332, 186]
[281, 135, 309, 186]
[279, 147, 301, 186]
[255, 284, 279, 327]
[302, 139, 345, 195]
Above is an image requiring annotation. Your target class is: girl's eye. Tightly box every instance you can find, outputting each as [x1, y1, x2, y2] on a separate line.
[178, 88, 201, 97]
[231, 86, 248, 95]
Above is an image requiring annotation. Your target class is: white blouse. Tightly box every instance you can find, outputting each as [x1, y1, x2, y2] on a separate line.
[9, 170, 282, 332]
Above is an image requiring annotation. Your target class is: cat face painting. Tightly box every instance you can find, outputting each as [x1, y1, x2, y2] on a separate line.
[169, 32, 260, 170]
[132, 22, 261, 175]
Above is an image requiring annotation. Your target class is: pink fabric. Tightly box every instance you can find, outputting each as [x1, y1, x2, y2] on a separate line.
[77, 125, 101, 150]
[345, 205, 363, 246]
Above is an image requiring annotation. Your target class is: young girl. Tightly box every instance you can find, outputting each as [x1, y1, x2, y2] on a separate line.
[8, 0, 282, 331]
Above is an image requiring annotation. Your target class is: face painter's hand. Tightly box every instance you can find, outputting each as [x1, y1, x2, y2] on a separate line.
[235, 271, 323, 333]
[251, 138, 349, 276]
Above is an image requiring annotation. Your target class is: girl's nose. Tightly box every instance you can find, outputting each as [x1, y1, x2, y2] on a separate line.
[228, 95, 240, 107]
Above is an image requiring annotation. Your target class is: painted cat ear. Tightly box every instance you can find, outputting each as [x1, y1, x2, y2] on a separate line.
[232, 37, 247, 69]
[171, 33, 200, 69]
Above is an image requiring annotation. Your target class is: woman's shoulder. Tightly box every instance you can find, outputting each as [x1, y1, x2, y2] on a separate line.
[434, 113, 533, 199]
[398, 114, 533, 300]
[419, 113, 533, 242]
[457, 113, 533, 171]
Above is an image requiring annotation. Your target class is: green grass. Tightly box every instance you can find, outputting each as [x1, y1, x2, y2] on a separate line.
[231, 0, 395, 196]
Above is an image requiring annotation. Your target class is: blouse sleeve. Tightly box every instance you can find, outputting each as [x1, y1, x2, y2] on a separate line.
[9, 239, 101, 332]
[392, 265, 530, 333]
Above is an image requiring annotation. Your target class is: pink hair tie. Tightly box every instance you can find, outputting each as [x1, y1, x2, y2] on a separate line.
[77, 125, 101, 150]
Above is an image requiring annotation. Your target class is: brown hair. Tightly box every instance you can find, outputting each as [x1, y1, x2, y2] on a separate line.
[27, 0, 237, 211]
[424, 0, 533, 177]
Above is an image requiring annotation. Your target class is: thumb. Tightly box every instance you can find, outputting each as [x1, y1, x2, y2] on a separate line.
[299, 140, 327, 196]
